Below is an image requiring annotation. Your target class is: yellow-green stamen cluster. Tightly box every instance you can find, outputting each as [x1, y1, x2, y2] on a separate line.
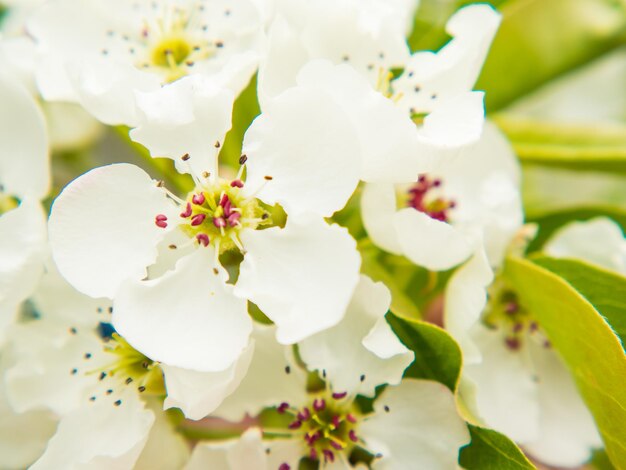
[277, 392, 360, 464]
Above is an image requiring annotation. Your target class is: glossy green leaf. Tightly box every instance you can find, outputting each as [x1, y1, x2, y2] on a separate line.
[387, 314, 461, 392]
[531, 255, 626, 347]
[504, 257, 626, 467]
[459, 425, 536, 470]
[526, 206, 626, 252]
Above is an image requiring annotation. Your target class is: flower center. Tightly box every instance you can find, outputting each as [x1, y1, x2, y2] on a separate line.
[406, 175, 456, 223]
[155, 177, 268, 254]
[276, 392, 360, 464]
[150, 35, 192, 68]
[483, 281, 550, 351]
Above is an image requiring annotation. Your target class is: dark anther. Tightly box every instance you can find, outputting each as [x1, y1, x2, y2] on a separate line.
[239, 154, 248, 165]
[384, 405, 390, 412]
[114, 400, 122, 406]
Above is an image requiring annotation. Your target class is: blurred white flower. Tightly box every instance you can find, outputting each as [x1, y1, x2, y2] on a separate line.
[362, 122, 523, 272]
[28, 0, 264, 125]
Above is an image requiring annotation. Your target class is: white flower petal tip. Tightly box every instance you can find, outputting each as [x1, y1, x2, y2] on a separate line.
[114, 249, 252, 373]
[243, 85, 361, 218]
[236, 217, 361, 344]
[131, 77, 236, 177]
[0, 73, 50, 200]
[361, 379, 470, 470]
[162, 341, 255, 421]
[299, 276, 413, 397]
[49, 163, 173, 299]
[544, 217, 626, 274]
[30, 393, 155, 470]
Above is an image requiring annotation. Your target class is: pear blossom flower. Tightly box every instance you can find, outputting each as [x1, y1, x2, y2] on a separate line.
[445, 231, 603, 467]
[48, 82, 362, 374]
[0, 72, 50, 339]
[3, 264, 259, 468]
[255, 4, 501, 182]
[191, 307, 466, 469]
[27, 0, 264, 126]
[361, 122, 523, 272]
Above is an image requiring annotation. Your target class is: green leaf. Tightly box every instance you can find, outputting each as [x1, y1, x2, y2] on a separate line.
[531, 255, 626, 347]
[591, 449, 617, 470]
[504, 257, 626, 467]
[218, 74, 261, 169]
[526, 206, 626, 252]
[495, 116, 626, 173]
[386, 314, 461, 392]
[459, 425, 536, 470]
[360, 249, 422, 320]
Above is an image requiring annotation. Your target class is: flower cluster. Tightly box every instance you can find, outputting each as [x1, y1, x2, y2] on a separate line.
[1, 0, 624, 469]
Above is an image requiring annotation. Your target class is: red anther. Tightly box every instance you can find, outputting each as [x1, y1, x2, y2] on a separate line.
[192, 193, 205, 205]
[346, 413, 357, 423]
[505, 337, 521, 351]
[230, 179, 244, 188]
[322, 450, 335, 463]
[180, 203, 192, 218]
[213, 217, 227, 228]
[191, 213, 206, 226]
[309, 448, 318, 460]
[332, 391, 347, 400]
[227, 212, 241, 227]
[329, 440, 343, 450]
[279, 464, 290, 470]
[155, 214, 168, 228]
[349, 430, 358, 442]
[529, 322, 538, 332]
[331, 415, 341, 428]
[512, 322, 523, 333]
[297, 407, 311, 421]
[504, 302, 519, 315]
[222, 198, 232, 216]
[277, 402, 289, 414]
[313, 398, 326, 411]
[196, 233, 210, 247]
[219, 193, 229, 207]
[418, 175, 426, 183]
[449, 200, 457, 208]
[433, 178, 442, 187]
[288, 420, 302, 430]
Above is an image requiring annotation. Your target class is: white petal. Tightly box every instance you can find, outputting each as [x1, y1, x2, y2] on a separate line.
[257, 15, 308, 107]
[186, 428, 302, 470]
[0, 200, 47, 307]
[31, 392, 154, 470]
[215, 324, 308, 421]
[360, 183, 402, 255]
[463, 326, 540, 443]
[394, 4, 500, 115]
[0, 360, 56, 470]
[444, 249, 493, 364]
[437, 122, 523, 267]
[161, 341, 255, 420]
[360, 379, 470, 470]
[0, 73, 49, 199]
[299, 276, 413, 397]
[545, 217, 626, 274]
[235, 217, 361, 344]
[524, 341, 602, 467]
[49, 163, 174, 299]
[67, 57, 161, 126]
[6, 328, 102, 415]
[393, 208, 473, 271]
[243, 85, 360, 218]
[419, 91, 485, 148]
[294, 60, 428, 183]
[114, 249, 252, 372]
[131, 77, 235, 178]
[135, 404, 191, 470]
